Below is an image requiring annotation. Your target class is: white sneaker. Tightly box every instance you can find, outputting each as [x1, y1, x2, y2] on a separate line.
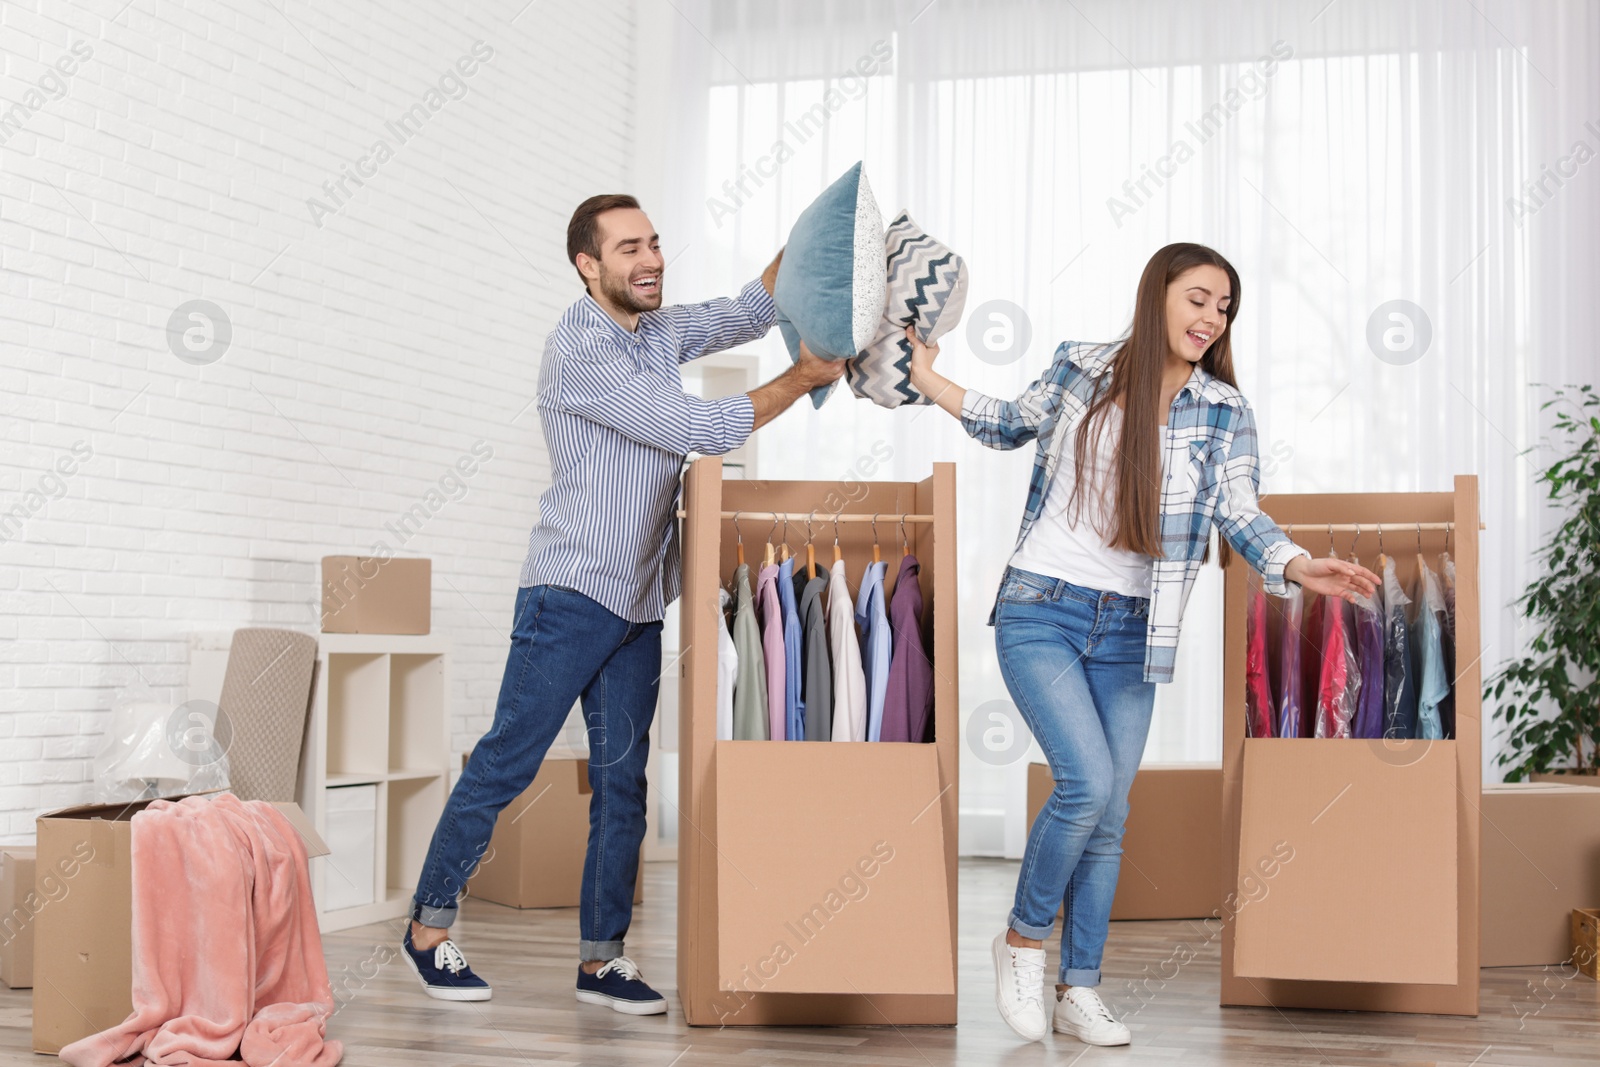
[991, 932, 1048, 1041]
[1053, 985, 1131, 1046]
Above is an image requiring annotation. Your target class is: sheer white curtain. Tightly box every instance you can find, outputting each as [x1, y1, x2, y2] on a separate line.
[647, 0, 1600, 855]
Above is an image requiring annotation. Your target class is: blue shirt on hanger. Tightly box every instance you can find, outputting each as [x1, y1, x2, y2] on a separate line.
[856, 559, 892, 741]
[778, 556, 804, 740]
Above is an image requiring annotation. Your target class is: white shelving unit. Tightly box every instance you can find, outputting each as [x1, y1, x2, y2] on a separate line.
[296, 633, 451, 932]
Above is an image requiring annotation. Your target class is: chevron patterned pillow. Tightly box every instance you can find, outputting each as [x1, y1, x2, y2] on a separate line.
[847, 212, 970, 408]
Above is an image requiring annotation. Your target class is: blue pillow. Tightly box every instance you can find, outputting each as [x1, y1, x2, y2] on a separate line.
[773, 162, 886, 407]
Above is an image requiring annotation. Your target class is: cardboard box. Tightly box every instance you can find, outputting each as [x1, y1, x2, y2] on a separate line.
[1573, 908, 1600, 979]
[32, 796, 328, 1056]
[465, 755, 643, 909]
[1481, 782, 1600, 966]
[1219, 480, 1482, 1016]
[675, 463, 960, 1026]
[0, 847, 37, 988]
[1026, 762, 1222, 921]
[320, 555, 431, 634]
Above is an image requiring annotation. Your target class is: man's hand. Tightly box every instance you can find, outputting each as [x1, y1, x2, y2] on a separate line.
[747, 339, 845, 430]
[761, 248, 784, 296]
[789, 340, 846, 390]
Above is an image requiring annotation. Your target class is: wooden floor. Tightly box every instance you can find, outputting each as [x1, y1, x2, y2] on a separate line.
[2, 859, 1597, 1065]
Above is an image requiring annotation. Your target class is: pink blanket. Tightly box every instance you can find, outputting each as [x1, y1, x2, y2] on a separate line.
[60, 793, 342, 1067]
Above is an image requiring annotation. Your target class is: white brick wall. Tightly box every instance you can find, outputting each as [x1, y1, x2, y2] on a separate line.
[0, 0, 639, 841]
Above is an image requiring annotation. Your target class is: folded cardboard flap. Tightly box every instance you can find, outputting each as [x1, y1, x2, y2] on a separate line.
[1233, 740, 1458, 986]
[35, 792, 327, 856]
[713, 741, 954, 996]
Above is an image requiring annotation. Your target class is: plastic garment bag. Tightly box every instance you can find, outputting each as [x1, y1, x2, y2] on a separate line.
[1315, 590, 1358, 738]
[1412, 561, 1450, 740]
[1245, 581, 1276, 738]
[1348, 586, 1386, 739]
[1381, 555, 1418, 739]
[1439, 551, 1458, 738]
[1275, 585, 1307, 738]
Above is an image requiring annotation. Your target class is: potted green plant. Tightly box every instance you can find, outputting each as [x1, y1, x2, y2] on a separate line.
[1487, 385, 1600, 782]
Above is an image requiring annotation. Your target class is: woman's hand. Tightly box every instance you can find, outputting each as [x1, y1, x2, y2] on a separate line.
[1284, 555, 1382, 603]
[905, 325, 965, 418]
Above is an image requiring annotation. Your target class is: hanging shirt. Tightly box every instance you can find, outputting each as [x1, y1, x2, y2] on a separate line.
[1440, 551, 1458, 739]
[1413, 562, 1450, 741]
[730, 563, 768, 740]
[1245, 583, 1276, 738]
[799, 564, 833, 741]
[756, 562, 786, 741]
[856, 560, 892, 742]
[1381, 556, 1418, 739]
[1010, 405, 1162, 598]
[882, 553, 934, 742]
[715, 588, 738, 741]
[1349, 584, 1385, 739]
[828, 558, 868, 742]
[1275, 587, 1307, 738]
[1314, 589, 1355, 738]
[778, 556, 804, 741]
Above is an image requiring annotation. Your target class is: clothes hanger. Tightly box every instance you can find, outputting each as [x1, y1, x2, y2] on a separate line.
[1348, 522, 1362, 566]
[764, 515, 777, 567]
[1376, 523, 1388, 572]
[732, 511, 745, 568]
[899, 515, 910, 558]
[871, 513, 882, 565]
[832, 510, 843, 564]
[805, 509, 817, 578]
[779, 516, 791, 563]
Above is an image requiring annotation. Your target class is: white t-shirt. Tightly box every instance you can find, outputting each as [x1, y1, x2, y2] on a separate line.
[1011, 404, 1165, 598]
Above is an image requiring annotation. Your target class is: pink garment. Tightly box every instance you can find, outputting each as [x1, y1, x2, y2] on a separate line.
[756, 562, 787, 742]
[60, 793, 342, 1067]
[1314, 591, 1355, 738]
[1244, 583, 1275, 737]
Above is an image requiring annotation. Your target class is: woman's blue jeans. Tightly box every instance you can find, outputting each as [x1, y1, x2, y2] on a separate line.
[411, 584, 660, 961]
[995, 566, 1157, 987]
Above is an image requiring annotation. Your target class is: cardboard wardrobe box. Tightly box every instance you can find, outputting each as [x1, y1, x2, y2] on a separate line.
[32, 795, 329, 1056]
[1026, 763, 1223, 921]
[1529, 770, 1600, 788]
[0, 847, 37, 988]
[1219, 480, 1483, 1016]
[320, 555, 431, 634]
[675, 462, 960, 1026]
[464, 753, 643, 909]
[1481, 782, 1600, 967]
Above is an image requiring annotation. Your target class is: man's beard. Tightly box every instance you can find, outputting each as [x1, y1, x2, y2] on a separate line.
[598, 266, 663, 313]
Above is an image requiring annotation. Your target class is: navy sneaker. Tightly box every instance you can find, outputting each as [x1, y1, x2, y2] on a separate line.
[402, 927, 492, 1001]
[575, 956, 667, 1015]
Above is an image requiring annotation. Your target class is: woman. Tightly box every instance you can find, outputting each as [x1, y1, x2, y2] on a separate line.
[907, 243, 1379, 1048]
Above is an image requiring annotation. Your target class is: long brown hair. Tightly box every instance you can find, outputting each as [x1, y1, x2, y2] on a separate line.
[1067, 243, 1241, 557]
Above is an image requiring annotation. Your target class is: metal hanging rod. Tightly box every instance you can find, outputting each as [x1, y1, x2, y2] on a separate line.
[676, 510, 935, 522]
[1278, 522, 1483, 532]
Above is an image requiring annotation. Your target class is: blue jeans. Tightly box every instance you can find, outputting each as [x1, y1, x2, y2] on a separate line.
[411, 584, 661, 961]
[995, 567, 1157, 987]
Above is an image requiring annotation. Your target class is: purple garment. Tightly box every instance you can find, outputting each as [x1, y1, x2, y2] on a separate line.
[882, 554, 934, 743]
[1350, 592, 1385, 739]
[756, 563, 786, 741]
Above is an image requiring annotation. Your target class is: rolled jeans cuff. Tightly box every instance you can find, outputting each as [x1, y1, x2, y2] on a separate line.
[411, 898, 458, 928]
[1008, 910, 1055, 941]
[1061, 966, 1100, 987]
[581, 939, 625, 962]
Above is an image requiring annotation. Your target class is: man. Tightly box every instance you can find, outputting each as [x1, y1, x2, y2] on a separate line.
[401, 194, 841, 1014]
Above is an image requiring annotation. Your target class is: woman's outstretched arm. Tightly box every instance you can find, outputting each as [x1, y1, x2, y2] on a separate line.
[906, 326, 1063, 451]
